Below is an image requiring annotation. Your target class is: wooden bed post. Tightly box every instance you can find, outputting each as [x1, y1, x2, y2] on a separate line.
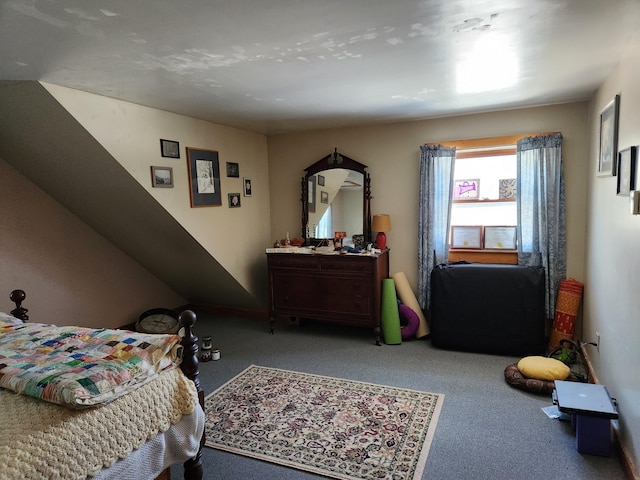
[10, 290, 28, 322]
[179, 309, 205, 480]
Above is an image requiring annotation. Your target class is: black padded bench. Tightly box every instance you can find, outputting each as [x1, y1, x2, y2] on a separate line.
[429, 263, 546, 356]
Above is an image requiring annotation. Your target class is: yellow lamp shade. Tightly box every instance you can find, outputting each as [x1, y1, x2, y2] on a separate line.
[372, 214, 391, 232]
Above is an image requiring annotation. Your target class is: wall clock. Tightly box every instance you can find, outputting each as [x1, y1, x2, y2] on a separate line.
[136, 308, 180, 334]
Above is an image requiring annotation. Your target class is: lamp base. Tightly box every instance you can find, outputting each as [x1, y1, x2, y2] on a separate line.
[375, 232, 387, 250]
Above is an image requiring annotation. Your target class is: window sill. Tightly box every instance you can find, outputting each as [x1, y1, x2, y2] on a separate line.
[448, 249, 517, 265]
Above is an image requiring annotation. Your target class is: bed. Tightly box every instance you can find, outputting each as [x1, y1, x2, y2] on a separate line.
[0, 290, 205, 480]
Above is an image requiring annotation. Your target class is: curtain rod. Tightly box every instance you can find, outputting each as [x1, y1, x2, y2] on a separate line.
[424, 131, 559, 149]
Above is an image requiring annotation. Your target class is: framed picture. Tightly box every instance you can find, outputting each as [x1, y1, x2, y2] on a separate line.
[617, 147, 637, 196]
[450, 225, 483, 249]
[150, 166, 173, 188]
[308, 175, 316, 213]
[243, 177, 252, 197]
[320, 190, 329, 204]
[160, 139, 180, 158]
[226, 162, 239, 178]
[186, 147, 221, 207]
[453, 179, 480, 199]
[483, 226, 517, 250]
[228, 193, 241, 208]
[598, 94, 620, 176]
[318, 174, 325, 186]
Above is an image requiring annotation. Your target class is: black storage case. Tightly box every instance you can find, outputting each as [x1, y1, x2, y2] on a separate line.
[430, 263, 546, 356]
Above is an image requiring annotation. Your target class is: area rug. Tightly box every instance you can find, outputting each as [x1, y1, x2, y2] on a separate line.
[204, 365, 444, 480]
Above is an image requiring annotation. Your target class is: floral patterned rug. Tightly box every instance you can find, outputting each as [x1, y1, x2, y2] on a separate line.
[204, 365, 444, 480]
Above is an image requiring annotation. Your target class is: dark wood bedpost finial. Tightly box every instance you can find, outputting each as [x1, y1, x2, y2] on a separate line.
[10, 289, 29, 322]
[179, 309, 204, 480]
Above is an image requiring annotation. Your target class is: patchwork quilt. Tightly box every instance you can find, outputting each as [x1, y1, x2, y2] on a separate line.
[0, 312, 182, 408]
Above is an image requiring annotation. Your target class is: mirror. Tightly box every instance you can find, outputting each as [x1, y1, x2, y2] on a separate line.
[301, 149, 371, 246]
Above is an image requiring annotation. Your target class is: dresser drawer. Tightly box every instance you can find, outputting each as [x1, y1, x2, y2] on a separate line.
[267, 250, 389, 342]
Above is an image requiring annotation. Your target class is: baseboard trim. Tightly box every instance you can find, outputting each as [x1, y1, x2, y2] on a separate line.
[178, 303, 268, 320]
[581, 347, 638, 480]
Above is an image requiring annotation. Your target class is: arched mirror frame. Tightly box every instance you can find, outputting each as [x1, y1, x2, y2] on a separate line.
[301, 150, 372, 246]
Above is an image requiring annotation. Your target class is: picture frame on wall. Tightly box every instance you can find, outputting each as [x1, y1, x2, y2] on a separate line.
[617, 146, 637, 196]
[186, 147, 221, 207]
[160, 139, 180, 158]
[598, 94, 620, 176]
[450, 225, 483, 249]
[228, 193, 241, 208]
[226, 162, 239, 178]
[243, 177, 252, 197]
[320, 190, 329, 204]
[151, 166, 174, 188]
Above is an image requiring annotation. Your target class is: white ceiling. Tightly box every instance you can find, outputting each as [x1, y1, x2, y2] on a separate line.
[1, 0, 639, 135]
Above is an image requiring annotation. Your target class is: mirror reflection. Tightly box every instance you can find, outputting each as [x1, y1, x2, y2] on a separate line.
[302, 149, 371, 247]
[308, 169, 364, 242]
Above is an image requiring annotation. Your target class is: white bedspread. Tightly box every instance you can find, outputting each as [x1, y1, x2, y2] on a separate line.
[92, 403, 204, 480]
[0, 368, 200, 480]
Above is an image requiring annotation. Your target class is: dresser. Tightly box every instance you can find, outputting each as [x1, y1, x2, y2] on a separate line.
[267, 250, 389, 345]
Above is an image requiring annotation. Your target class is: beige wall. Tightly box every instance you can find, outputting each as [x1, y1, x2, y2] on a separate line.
[585, 48, 640, 472]
[268, 102, 590, 294]
[43, 83, 272, 303]
[0, 158, 185, 329]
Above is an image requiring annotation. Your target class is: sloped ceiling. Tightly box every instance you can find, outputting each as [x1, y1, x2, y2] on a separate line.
[0, 81, 258, 309]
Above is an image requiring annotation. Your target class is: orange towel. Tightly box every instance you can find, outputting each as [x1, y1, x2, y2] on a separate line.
[548, 278, 584, 351]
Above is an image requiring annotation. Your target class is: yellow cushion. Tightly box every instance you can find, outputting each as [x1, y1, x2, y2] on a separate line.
[517, 356, 571, 381]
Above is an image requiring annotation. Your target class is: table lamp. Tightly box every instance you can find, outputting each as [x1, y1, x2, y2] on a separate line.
[371, 214, 391, 250]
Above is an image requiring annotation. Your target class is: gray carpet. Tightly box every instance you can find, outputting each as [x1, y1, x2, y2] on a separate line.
[172, 313, 627, 480]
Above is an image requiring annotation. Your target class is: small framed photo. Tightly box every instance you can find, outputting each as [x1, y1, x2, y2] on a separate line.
[453, 179, 480, 200]
[318, 174, 325, 186]
[320, 190, 329, 204]
[226, 162, 239, 177]
[243, 177, 252, 197]
[160, 139, 180, 158]
[228, 193, 241, 208]
[617, 146, 637, 196]
[483, 226, 517, 250]
[151, 166, 174, 188]
[598, 94, 620, 176]
[450, 226, 483, 249]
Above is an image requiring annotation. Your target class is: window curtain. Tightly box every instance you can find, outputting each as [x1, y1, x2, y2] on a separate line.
[418, 144, 456, 310]
[516, 133, 566, 319]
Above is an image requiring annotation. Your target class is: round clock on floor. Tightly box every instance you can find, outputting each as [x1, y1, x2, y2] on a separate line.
[136, 308, 180, 334]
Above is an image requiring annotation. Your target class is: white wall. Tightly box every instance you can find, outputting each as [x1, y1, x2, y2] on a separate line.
[585, 48, 640, 472]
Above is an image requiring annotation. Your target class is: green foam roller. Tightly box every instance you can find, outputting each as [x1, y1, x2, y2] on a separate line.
[381, 278, 402, 345]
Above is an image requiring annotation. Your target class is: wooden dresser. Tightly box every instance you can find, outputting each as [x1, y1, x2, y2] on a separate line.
[267, 250, 389, 344]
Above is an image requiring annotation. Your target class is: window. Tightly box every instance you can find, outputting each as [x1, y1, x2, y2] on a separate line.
[450, 144, 517, 243]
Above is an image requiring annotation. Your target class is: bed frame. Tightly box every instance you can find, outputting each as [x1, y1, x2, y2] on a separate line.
[8, 289, 205, 480]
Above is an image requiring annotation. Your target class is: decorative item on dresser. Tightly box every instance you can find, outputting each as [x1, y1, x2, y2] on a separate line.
[372, 214, 391, 250]
[267, 249, 389, 345]
[1, 290, 205, 480]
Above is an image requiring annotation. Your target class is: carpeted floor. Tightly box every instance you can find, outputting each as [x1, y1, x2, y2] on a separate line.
[172, 313, 628, 480]
[204, 365, 444, 480]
